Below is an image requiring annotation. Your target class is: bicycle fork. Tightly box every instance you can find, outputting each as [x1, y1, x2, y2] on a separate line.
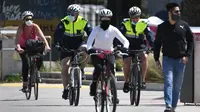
[70, 67, 82, 87]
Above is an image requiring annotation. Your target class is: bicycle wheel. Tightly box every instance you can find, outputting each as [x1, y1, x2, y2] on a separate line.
[129, 65, 136, 105]
[105, 74, 117, 112]
[69, 87, 74, 105]
[95, 77, 104, 112]
[32, 64, 39, 100]
[25, 74, 32, 100]
[74, 68, 81, 106]
[134, 64, 142, 106]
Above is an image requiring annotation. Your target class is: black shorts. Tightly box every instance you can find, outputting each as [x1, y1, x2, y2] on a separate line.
[60, 51, 74, 60]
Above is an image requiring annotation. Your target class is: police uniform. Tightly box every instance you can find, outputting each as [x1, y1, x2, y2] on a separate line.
[54, 16, 92, 59]
[119, 18, 154, 53]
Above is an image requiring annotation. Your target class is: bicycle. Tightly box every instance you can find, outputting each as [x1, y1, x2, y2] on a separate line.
[89, 48, 127, 112]
[128, 49, 151, 106]
[60, 47, 87, 106]
[15, 48, 45, 100]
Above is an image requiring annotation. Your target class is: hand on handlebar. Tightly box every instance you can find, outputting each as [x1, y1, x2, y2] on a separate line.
[16, 47, 24, 53]
[55, 44, 61, 51]
[87, 48, 97, 54]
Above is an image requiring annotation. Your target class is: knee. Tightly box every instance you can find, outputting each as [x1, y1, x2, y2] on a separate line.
[61, 58, 70, 69]
[142, 53, 148, 61]
[123, 57, 131, 67]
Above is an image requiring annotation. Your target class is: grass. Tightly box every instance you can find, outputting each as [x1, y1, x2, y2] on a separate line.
[2, 54, 163, 83]
[4, 73, 22, 83]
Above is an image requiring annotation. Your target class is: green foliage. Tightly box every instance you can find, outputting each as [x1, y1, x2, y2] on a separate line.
[4, 73, 22, 83]
[146, 54, 163, 83]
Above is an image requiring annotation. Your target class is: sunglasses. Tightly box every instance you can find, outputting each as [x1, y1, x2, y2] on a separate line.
[173, 10, 181, 14]
[25, 18, 32, 21]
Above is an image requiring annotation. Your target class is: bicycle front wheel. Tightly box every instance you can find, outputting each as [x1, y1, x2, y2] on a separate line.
[25, 74, 32, 100]
[74, 68, 81, 106]
[32, 64, 39, 100]
[134, 64, 142, 106]
[94, 77, 104, 112]
[105, 74, 117, 112]
[129, 65, 136, 105]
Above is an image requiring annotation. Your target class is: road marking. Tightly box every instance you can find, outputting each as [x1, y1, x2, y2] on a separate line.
[0, 83, 89, 89]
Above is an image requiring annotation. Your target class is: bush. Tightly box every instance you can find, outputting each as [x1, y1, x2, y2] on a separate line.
[4, 73, 22, 83]
[146, 54, 163, 83]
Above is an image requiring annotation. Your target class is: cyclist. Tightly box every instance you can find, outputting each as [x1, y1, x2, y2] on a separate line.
[54, 4, 92, 100]
[15, 11, 51, 92]
[118, 6, 154, 92]
[87, 8, 129, 103]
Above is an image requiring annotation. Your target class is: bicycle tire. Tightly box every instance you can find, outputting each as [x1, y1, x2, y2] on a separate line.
[106, 74, 117, 112]
[25, 74, 32, 100]
[134, 64, 141, 106]
[95, 77, 104, 112]
[74, 68, 81, 106]
[69, 88, 74, 105]
[33, 64, 39, 100]
[129, 65, 136, 105]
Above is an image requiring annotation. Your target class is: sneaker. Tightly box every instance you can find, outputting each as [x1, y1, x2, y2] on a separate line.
[62, 89, 69, 100]
[112, 97, 120, 104]
[141, 82, 146, 89]
[21, 82, 28, 92]
[90, 81, 97, 96]
[123, 82, 130, 93]
[164, 107, 172, 112]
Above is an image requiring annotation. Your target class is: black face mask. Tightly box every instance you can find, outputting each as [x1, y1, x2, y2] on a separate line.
[100, 20, 110, 30]
[171, 13, 181, 21]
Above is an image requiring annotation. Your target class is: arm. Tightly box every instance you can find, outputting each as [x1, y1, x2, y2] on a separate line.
[144, 26, 154, 47]
[153, 25, 162, 61]
[114, 27, 129, 49]
[86, 27, 96, 50]
[185, 24, 194, 57]
[54, 22, 65, 46]
[34, 24, 50, 48]
[15, 25, 23, 48]
[84, 22, 92, 36]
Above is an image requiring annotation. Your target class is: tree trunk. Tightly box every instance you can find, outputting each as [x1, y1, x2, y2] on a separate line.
[181, 0, 200, 26]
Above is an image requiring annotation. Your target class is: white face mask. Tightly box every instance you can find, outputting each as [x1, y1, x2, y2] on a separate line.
[132, 21, 137, 25]
[25, 20, 33, 26]
[68, 15, 75, 22]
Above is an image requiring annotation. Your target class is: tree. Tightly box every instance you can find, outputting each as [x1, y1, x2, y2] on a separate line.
[181, 0, 200, 26]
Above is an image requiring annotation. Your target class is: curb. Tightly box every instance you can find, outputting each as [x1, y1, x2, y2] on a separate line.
[0, 82, 164, 91]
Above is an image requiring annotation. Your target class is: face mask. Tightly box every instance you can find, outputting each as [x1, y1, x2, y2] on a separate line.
[171, 13, 181, 21]
[68, 15, 75, 22]
[100, 20, 110, 30]
[132, 21, 137, 25]
[25, 20, 33, 26]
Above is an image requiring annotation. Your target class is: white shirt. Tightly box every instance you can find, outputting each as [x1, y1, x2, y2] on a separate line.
[87, 25, 129, 51]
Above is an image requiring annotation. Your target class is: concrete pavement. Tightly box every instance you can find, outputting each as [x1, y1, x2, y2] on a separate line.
[0, 85, 199, 112]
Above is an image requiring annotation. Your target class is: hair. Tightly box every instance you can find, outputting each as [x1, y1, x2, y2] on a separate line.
[166, 2, 180, 12]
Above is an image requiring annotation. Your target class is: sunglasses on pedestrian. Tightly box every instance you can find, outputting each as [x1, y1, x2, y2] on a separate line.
[173, 10, 181, 14]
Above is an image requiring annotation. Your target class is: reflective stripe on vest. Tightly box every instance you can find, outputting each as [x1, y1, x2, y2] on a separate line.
[61, 16, 87, 37]
[122, 19, 147, 38]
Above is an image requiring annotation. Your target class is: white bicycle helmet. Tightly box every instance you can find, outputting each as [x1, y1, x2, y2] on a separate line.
[21, 11, 33, 19]
[98, 9, 113, 17]
[67, 4, 81, 13]
[129, 6, 141, 17]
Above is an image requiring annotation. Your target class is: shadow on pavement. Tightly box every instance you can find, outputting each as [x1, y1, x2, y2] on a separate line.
[0, 99, 27, 101]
